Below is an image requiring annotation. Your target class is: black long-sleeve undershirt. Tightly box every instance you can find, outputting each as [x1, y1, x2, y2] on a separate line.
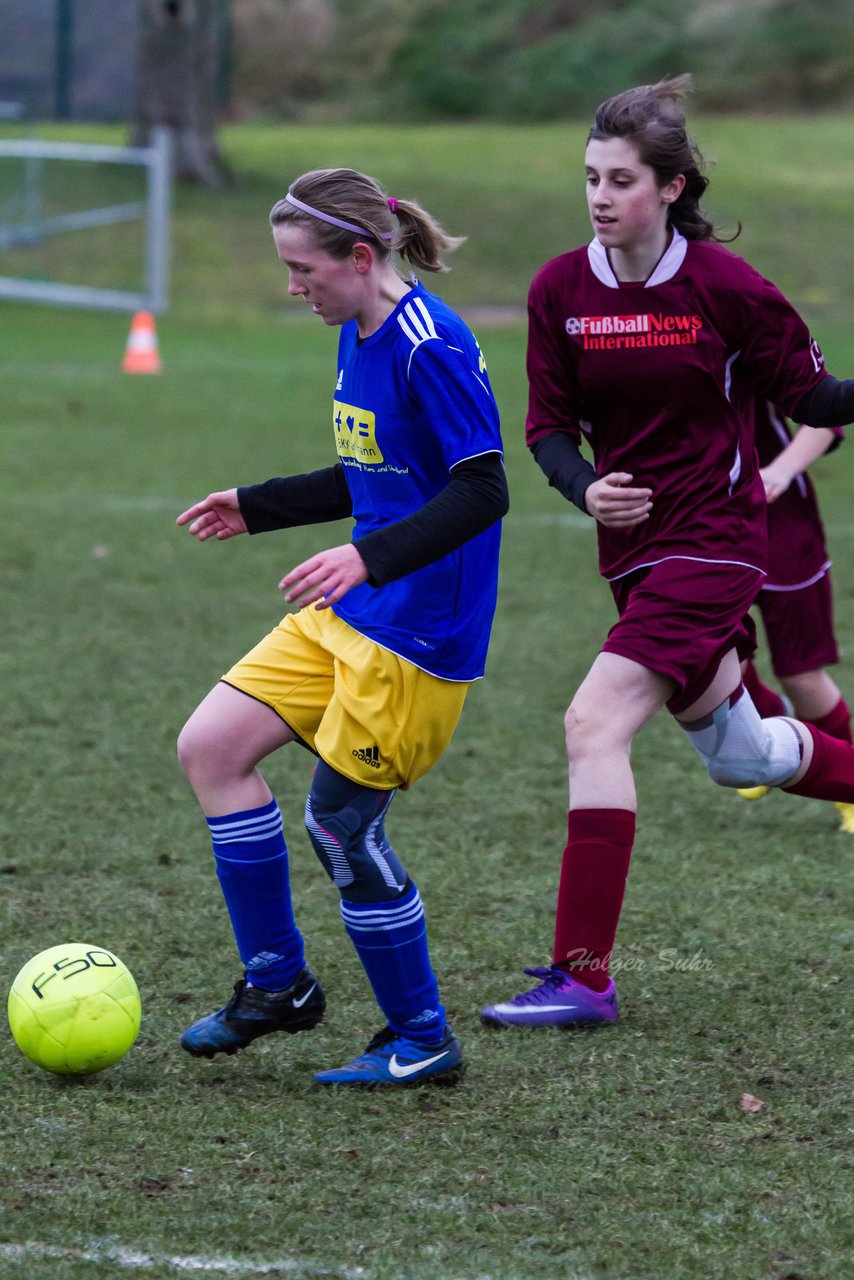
[532, 373, 854, 516]
[238, 466, 352, 533]
[237, 452, 508, 588]
[793, 376, 854, 429]
[531, 434, 597, 513]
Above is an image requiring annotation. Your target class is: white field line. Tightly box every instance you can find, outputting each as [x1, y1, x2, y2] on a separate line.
[510, 511, 593, 530]
[4, 491, 852, 540]
[0, 1241, 541, 1280]
[0, 491, 596, 528]
[0, 1241, 367, 1277]
[2, 492, 185, 513]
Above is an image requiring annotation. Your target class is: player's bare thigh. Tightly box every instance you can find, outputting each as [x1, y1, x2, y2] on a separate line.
[565, 653, 673, 810]
[567, 651, 673, 751]
[673, 648, 743, 723]
[178, 680, 298, 787]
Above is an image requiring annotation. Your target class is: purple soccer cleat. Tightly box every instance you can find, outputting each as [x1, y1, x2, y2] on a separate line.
[480, 965, 618, 1028]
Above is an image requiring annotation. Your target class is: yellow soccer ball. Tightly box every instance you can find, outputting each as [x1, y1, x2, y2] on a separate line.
[7, 943, 141, 1075]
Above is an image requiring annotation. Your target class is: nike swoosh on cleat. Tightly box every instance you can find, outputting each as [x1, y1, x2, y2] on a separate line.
[492, 1003, 593, 1015]
[388, 1050, 450, 1079]
[292, 983, 317, 1009]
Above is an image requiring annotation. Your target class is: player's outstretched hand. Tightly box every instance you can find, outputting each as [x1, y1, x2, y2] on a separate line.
[176, 489, 248, 541]
[280, 544, 369, 610]
[585, 472, 652, 528]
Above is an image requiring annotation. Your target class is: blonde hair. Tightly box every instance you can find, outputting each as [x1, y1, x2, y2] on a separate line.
[269, 168, 465, 272]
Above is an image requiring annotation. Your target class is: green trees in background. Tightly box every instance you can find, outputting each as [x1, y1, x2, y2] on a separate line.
[230, 0, 854, 122]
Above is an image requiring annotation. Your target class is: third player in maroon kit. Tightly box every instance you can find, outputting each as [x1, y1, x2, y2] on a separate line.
[481, 75, 854, 1030]
[737, 401, 854, 831]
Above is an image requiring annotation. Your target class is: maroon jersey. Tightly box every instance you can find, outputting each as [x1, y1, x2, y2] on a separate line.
[526, 231, 827, 582]
[755, 402, 841, 590]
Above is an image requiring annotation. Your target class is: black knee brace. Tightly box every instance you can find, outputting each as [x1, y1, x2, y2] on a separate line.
[304, 760, 407, 902]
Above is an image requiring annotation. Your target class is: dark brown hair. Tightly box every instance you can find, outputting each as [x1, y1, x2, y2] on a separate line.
[269, 168, 464, 272]
[589, 75, 735, 243]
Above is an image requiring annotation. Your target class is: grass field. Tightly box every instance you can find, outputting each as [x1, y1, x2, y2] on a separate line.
[1, 119, 853, 1280]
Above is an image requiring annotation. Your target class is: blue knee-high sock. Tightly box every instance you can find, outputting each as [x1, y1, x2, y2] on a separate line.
[207, 799, 305, 991]
[340, 882, 445, 1043]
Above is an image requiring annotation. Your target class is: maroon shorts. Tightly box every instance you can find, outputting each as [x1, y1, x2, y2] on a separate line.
[754, 572, 839, 678]
[604, 559, 762, 715]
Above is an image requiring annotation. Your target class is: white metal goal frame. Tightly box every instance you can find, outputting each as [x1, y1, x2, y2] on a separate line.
[0, 126, 172, 313]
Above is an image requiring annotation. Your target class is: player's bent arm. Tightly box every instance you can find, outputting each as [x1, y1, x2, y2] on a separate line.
[793, 376, 854, 429]
[237, 464, 352, 534]
[531, 432, 652, 528]
[354, 452, 508, 587]
[760, 425, 837, 503]
[531, 432, 598, 513]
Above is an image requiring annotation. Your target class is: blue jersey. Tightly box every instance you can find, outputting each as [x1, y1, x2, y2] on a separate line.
[331, 282, 503, 681]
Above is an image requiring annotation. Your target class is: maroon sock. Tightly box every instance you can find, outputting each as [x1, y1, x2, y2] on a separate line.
[553, 808, 636, 993]
[742, 658, 788, 718]
[808, 697, 853, 744]
[782, 723, 854, 802]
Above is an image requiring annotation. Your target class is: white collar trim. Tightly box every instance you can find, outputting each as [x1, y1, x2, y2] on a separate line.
[587, 229, 688, 288]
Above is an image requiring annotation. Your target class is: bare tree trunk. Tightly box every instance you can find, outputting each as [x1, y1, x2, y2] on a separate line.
[132, 0, 231, 187]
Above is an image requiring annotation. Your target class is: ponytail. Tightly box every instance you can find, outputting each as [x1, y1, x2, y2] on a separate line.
[387, 194, 466, 272]
[270, 169, 465, 271]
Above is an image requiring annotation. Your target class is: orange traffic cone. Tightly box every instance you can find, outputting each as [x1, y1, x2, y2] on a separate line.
[122, 311, 162, 374]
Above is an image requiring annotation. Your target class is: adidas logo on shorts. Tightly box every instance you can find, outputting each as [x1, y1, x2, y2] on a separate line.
[352, 744, 381, 769]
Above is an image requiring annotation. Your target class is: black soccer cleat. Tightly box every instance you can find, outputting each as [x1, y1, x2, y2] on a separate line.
[180, 966, 325, 1058]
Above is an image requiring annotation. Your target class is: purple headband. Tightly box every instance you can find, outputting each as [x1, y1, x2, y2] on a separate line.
[284, 192, 394, 240]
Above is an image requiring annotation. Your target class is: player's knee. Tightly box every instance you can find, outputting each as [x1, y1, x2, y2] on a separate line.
[177, 717, 236, 786]
[564, 699, 588, 755]
[681, 693, 802, 789]
[304, 792, 403, 902]
[176, 718, 206, 780]
[304, 764, 405, 901]
[704, 757, 758, 788]
[564, 698, 611, 764]
[780, 669, 831, 706]
[304, 790, 357, 889]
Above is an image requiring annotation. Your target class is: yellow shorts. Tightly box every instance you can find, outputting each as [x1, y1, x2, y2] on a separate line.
[222, 607, 470, 790]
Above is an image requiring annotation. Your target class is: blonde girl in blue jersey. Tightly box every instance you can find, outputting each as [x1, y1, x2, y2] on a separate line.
[175, 168, 507, 1087]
